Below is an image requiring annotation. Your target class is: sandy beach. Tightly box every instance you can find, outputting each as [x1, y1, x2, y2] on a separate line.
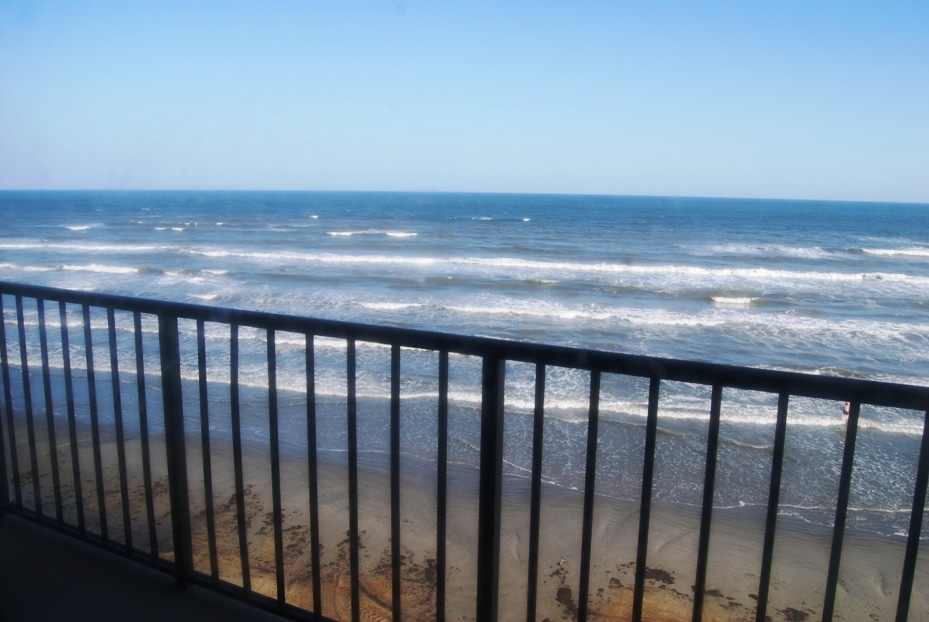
[4, 406, 927, 622]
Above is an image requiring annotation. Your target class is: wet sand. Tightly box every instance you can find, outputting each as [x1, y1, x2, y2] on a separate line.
[5, 412, 929, 621]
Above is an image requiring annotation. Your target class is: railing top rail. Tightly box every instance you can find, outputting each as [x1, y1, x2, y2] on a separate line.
[2, 280, 927, 410]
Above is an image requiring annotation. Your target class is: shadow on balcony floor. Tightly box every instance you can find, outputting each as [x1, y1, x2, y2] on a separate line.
[0, 513, 284, 622]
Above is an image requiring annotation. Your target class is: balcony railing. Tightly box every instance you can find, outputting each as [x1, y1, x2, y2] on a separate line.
[1, 281, 928, 621]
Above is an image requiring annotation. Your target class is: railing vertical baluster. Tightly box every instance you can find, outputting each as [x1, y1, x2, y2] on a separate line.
[230, 324, 251, 592]
[526, 363, 545, 622]
[390, 343, 402, 619]
[577, 369, 602, 622]
[267, 328, 286, 605]
[0, 294, 17, 510]
[436, 350, 449, 622]
[134, 311, 157, 559]
[158, 314, 193, 589]
[822, 400, 861, 620]
[755, 392, 790, 622]
[107, 308, 133, 549]
[196, 320, 219, 580]
[632, 376, 661, 622]
[895, 407, 929, 622]
[692, 384, 723, 622]
[83, 304, 108, 542]
[346, 338, 361, 622]
[16, 296, 42, 517]
[59, 301, 84, 534]
[476, 354, 505, 622]
[305, 335, 323, 619]
[37, 299, 64, 526]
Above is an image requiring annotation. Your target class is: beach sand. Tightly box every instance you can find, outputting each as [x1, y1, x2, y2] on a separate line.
[5, 411, 928, 622]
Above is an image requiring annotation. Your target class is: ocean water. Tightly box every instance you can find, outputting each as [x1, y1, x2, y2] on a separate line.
[1, 190, 928, 538]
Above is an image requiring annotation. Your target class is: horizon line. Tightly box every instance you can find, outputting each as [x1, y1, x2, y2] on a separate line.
[1, 188, 927, 207]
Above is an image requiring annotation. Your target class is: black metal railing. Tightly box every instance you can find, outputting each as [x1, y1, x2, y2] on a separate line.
[1, 281, 928, 621]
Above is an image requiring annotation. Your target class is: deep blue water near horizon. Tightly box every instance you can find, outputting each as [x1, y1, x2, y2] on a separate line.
[1, 190, 929, 539]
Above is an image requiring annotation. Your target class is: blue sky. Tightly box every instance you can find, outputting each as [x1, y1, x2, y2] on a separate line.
[1, 1, 927, 202]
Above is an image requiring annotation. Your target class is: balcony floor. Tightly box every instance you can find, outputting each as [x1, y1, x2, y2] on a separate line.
[0, 513, 284, 622]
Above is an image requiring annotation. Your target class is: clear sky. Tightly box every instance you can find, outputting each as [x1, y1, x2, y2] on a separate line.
[1, 1, 927, 202]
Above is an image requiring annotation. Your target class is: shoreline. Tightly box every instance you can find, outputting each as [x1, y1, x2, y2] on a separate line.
[6, 362, 924, 540]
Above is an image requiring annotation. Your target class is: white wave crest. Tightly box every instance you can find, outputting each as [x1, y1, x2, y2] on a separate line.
[62, 264, 138, 274]
[16, 203, 925, 294]
[178, 249, 929, 291]
[437, 298, 929, 341]
[327, 229, 417, 238]
[0, 263, 55, 272]
[704, 243, 834, 259]
[0, 242, 165, 253]
[712, 296, 757, 306]
[360, 302, 425, 311]
[448, 303, 617, 322]
[64, 224, 102, 231]
[863, 247, 929, 258]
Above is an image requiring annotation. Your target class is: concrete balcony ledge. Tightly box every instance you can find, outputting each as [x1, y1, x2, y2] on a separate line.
[0, 514, 283, 622]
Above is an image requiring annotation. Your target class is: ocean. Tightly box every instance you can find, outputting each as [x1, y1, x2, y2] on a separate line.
[1, 190, 928, 540]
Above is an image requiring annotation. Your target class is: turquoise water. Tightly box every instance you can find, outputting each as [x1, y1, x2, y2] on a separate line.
[1, 190, 928, 536]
